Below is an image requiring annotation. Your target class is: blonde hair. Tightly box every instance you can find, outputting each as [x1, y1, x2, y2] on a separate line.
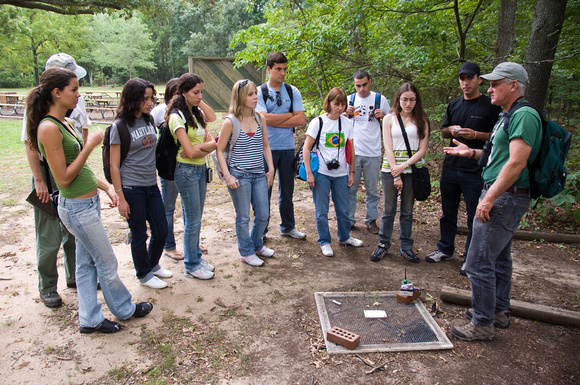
[229, 79, 257, 118]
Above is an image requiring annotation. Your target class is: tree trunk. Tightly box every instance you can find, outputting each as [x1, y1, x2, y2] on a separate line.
[495, 0, 517, 65]
[524, 0, 568, 110]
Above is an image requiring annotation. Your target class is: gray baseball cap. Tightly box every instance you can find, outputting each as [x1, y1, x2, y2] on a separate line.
[481, 62, 528, 85]
[45, 53, 87, 80]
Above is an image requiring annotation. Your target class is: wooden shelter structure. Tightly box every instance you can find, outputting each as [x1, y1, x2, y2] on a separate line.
[188, 57, 265, 112]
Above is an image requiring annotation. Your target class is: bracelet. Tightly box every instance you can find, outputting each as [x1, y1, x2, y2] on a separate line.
[115, 189, 122, 193]
[470, 149, 476, 159]
[393, 175, 401, 179]
[473, 131, 477, 140]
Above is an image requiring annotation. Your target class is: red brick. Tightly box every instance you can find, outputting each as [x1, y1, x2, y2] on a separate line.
[326, 326, 360, 350]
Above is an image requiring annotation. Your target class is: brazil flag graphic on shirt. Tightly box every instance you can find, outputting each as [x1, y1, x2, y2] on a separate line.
[325, 133, 345, 148]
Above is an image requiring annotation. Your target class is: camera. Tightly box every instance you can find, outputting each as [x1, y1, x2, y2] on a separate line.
[326, 159, 340, 170]
[478, 140, 493, 167]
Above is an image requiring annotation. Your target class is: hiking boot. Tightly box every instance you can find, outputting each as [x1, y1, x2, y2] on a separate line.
[256, 246, 275, 258]
[425, 250, 454, 263]
[80, 318, 122, 334]
[241, 254, 264, 267]
[366, 220, 379, 234]
[40, 291, 62, 308]
[370, 243, 388, 262]
[339, 237, 363, 247]
[450, 321, 495, 342]
[465, 308, 511, 329]
[400, 249, 420, 263]
[184, 266, 215, 280]
[133, 302, 153, 318]
[200, 258, 215, 272]
[280, 228, 306, 239]
[321, 244, 334, 257]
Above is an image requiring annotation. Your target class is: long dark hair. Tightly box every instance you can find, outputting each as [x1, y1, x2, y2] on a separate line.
[165, 73, 206, 129]
[116, 78, 156, 126]
[390, 82, 430, 140]
[26, 68, 77, 153]
[164, 78, 179, 104]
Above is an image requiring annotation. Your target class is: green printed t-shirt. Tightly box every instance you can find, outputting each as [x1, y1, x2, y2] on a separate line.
[38, 116, 98, 198]
[168, 112, 206, 165]
[481, 105, 542, 187]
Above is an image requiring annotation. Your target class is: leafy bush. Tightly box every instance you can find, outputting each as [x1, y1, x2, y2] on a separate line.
[0, 70, 33, 88]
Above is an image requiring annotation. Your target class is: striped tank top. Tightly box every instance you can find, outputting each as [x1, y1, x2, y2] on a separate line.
[229, 123, 264, 173]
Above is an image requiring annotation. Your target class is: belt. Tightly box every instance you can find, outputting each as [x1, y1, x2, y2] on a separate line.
[484, 183, 529, 195]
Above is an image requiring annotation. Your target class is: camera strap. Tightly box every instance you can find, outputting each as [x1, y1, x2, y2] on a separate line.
[317, 115, 342, 164]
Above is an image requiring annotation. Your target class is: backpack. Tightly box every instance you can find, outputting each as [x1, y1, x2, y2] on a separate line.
[349, 92, 382, 121]
[292, 117, 324, 180]
[261, 83, 294, 113]
[211, 113, 260, 180]
[155, 110, 187, 181]
[102, 118, 130, 184]
[502, 101, 572, 199]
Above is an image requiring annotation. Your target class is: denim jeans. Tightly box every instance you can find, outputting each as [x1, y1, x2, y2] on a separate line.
[174, 162, 207, 271]
[58, 195, 135, 328]
[438, 166, 484, 255]
[160, 177, 181, 251]
[267, 149, 296, 233]
[349, 155, 382, 226]
[122, 185, 168, 281]
[312, 173, 351, 245]
[378, 172, 414, 251]
[228, 170, 269, 257]
[465, 189, 530, 326]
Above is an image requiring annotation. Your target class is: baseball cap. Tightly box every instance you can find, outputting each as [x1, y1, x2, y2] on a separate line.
[45, 53, 87, 80]
[481, 62, 528, 85]
[458, 62, 480, 77]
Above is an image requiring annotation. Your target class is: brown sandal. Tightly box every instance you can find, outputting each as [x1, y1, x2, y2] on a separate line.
[164, 250, 184, 260]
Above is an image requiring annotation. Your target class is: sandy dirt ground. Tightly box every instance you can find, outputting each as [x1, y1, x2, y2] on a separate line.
[0, 179, 579, 384]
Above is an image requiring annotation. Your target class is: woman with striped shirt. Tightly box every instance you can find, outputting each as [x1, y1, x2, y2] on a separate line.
[216, 79, 275, 267]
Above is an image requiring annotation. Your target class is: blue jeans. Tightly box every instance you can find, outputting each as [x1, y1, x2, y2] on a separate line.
[311, 173, 351, 245]
[349, 155, 382, 226]
[228, 170, 269, 257]
[378, 172, 414, 251]
[267, 149, 296, 233]
[58, 195, 135, 328]
[466, 189, 530, 326]
[123, 185, 168, 281]
[160, 177, 181, 251]
[438, 166, 484, 255]
[174, 163, 206, 271]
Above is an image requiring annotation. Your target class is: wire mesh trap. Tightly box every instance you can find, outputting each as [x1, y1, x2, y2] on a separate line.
[314, 291, 453, 354]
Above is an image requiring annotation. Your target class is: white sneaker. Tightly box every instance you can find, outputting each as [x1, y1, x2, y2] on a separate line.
[425, 250, 454, 263]
[321, 244, 334, 257]
[280, 228, 306, 239]
[339, 237, 363, 247]
[140, 276, 168, 289]
[256, 246, 275, 258]
[184, 267, 214, 280]
[152, 266, 173, 278]
[200, 259, 215, 272]
[241, 254, 264, 267]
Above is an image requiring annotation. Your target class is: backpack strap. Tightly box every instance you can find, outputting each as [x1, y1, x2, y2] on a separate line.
[261, 84, 269, 110]
[113, 118, 131, 163]
[284, 83, 294, 113]
[374, 92, 381, 112]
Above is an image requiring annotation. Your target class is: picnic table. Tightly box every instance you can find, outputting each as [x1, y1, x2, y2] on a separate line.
[0, 93, 26, 117]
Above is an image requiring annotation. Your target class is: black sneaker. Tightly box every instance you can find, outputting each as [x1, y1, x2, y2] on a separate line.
[80, 318, 122, 334]
[40, 291, 62, 308]
[370, 243, 388, 262]
[400, 249, 420, 263]
[133, 302, 153, 318]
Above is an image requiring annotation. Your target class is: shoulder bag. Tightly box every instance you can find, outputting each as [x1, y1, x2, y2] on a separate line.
[397, 114, 431, 201]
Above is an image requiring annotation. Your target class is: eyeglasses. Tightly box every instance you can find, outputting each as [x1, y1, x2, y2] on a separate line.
[276, 91, 282, 106]
[238, 79, 249, 92]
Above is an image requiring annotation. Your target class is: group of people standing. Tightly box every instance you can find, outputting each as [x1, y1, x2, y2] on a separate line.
[24, 51, 543, 345]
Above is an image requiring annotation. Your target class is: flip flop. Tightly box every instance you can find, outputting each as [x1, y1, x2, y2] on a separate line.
[164, 250, 184, 260]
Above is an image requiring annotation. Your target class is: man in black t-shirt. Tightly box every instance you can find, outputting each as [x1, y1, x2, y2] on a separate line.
[426, 62, 501, 271]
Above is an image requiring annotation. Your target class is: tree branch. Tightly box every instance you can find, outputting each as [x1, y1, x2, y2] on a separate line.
[1, 0, 123, 14]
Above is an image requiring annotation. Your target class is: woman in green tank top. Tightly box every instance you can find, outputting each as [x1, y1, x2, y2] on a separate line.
[25, 68, 152, 334]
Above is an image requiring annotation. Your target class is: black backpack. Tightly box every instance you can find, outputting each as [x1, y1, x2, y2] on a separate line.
[156, 110, 187, 181]
[501, 101, 572, 199]
[102, 118, 130, 184]
[261, 83, 294, 113]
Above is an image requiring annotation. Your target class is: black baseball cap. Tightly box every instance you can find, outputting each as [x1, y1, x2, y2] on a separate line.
[458, 62, 480, 77]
